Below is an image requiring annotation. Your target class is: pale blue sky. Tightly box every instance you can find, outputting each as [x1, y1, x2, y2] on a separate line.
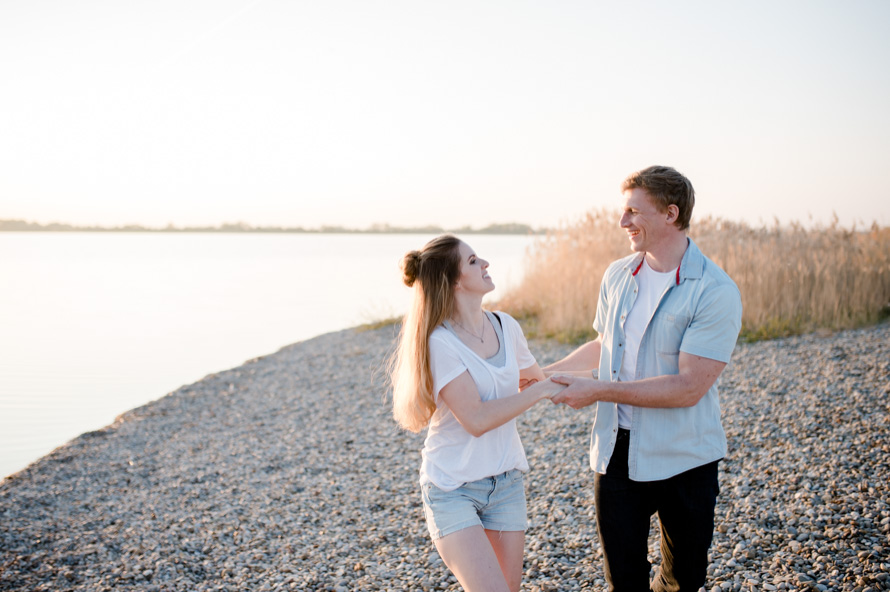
[1, 0, 888, 229]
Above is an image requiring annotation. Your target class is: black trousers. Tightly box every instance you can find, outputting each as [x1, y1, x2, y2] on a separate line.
[594, 429, 720, 592]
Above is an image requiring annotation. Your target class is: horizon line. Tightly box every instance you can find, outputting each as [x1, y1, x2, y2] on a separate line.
[0, 218, 547, 235]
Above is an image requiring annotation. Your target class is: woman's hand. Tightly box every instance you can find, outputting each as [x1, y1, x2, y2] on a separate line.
[525, 377, 566, 400]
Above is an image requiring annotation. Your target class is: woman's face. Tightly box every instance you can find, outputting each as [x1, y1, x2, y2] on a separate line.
[456, 241, 495, 295]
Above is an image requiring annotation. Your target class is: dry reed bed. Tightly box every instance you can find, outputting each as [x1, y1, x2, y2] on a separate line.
[501, 212, 890, 341]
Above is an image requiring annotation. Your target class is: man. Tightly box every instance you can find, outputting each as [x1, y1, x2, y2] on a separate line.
[548, 165, 742, 591]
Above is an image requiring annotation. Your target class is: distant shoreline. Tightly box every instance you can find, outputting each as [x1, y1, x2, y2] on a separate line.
[0, 219, 545, 235]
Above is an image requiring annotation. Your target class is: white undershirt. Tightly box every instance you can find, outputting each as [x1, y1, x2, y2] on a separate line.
[617, 258, 677, 428]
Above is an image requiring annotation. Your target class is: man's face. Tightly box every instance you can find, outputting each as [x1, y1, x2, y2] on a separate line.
[619, 187, 673, 253]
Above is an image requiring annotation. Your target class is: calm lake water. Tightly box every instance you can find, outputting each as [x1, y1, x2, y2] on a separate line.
[0, 232, 538, 478]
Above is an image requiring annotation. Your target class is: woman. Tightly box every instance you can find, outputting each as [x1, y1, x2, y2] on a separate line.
[390, 234, 563, 592]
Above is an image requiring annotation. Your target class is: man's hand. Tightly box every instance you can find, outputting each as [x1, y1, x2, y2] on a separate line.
[551, 352, 729, 410]
[518, 378, 538, 392]
[549, 375, 600, 409]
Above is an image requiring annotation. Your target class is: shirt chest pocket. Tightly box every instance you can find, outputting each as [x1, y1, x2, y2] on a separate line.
[650, 311, 692, 357]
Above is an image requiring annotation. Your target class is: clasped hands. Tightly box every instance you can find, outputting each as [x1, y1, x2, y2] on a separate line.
[519, 370, 600, 410]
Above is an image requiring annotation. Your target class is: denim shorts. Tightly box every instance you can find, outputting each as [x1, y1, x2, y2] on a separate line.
[421, 469, 528, 541]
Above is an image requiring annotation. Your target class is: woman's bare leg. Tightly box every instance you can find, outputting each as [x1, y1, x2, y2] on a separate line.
[434, 526, 511, 592]
[485, 530, 525, 592]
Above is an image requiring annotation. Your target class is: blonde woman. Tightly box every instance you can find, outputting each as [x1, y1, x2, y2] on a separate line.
[390, 234, 563, 592]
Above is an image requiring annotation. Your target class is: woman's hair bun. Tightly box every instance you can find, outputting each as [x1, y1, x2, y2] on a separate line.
[401, 250, 422, 287]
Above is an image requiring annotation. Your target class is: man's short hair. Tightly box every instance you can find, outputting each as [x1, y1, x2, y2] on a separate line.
[622, 165, 695, 231]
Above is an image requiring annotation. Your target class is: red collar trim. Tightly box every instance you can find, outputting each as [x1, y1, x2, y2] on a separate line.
[632, 256, 682, 285]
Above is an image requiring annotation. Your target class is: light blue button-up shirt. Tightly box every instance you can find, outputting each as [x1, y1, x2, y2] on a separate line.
[591, 238, 742, 481]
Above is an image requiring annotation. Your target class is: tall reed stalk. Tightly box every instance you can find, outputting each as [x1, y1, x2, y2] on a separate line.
[500, 212, 890, 342]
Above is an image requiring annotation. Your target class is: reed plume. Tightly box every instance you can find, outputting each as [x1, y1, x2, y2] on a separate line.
[500, 212, 890, 341]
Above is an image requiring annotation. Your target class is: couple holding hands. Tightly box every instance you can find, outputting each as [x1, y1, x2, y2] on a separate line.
[390, 166, 743, 592]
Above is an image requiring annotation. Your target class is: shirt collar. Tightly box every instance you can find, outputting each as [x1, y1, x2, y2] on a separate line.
[626, 238, 703, 285]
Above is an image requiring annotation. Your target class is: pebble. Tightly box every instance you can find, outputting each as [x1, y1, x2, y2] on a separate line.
[1, 322, 889, 591]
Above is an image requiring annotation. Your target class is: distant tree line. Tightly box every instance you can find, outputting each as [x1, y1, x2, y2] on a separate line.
[0, 219, 544, 235]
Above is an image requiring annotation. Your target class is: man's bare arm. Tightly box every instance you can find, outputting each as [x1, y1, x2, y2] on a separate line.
[543, 335, 602, 373]
[550, 352, 726, 410]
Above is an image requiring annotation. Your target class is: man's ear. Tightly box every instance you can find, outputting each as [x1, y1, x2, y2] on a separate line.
[666, 204, 679, 224]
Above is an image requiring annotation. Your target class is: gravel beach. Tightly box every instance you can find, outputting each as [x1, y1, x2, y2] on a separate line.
[2, 322, 888, 592]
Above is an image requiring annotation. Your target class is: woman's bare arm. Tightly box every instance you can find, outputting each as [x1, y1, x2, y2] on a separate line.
[440, 370, 564, 437]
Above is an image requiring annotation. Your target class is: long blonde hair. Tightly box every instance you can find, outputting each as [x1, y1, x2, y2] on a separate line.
[389, 235, 462, 432]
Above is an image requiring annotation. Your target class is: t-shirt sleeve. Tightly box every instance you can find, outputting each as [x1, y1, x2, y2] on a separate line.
[429, 332, 468, 403]
[501, 312, 537, 370]
[679, 281, 743, 363]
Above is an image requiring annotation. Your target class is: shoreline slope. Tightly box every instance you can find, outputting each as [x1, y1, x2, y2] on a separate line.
[1, 323, 888, 591]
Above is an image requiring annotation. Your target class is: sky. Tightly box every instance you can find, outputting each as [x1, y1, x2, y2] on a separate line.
[1, 0, 889, 231]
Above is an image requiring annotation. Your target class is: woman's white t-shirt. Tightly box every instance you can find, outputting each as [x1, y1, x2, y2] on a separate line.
[419, 311, 537, 491]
